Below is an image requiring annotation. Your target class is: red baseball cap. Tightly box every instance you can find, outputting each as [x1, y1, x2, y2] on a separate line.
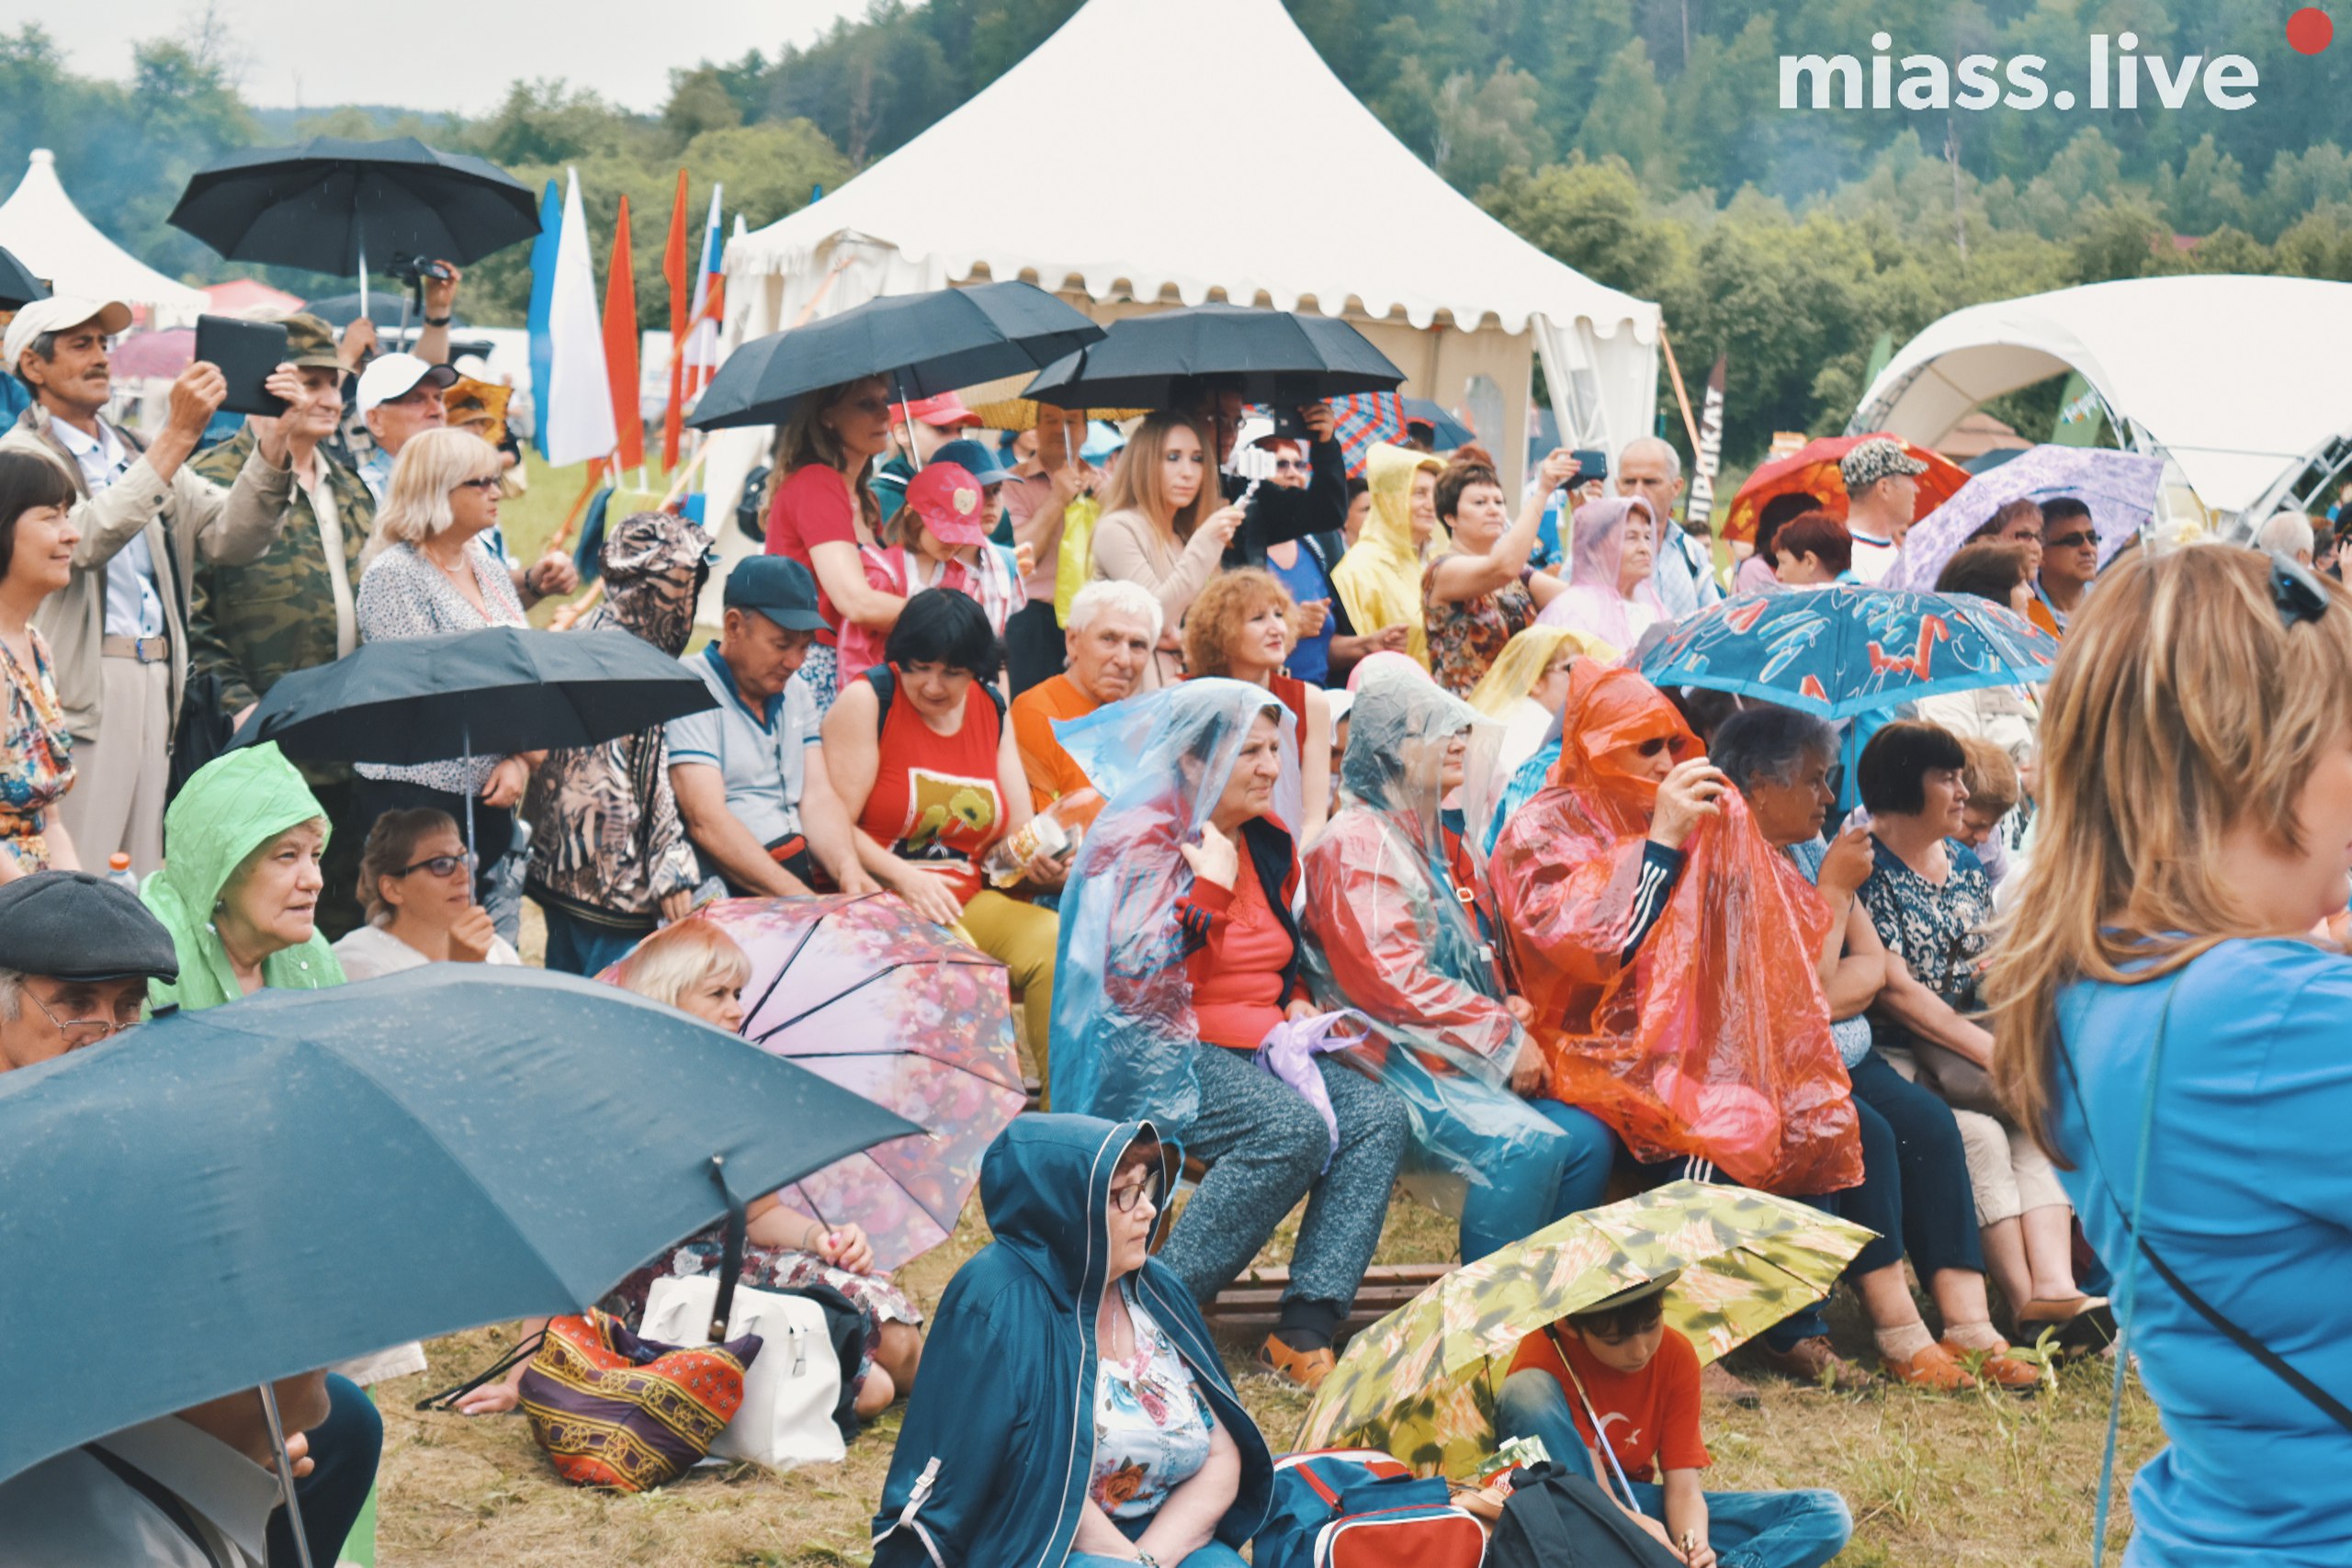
[902, 463, 994, 545]
[889, 390, 981, 429]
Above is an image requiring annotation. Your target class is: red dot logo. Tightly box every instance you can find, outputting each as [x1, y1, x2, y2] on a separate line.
[2289, 6, 2334, 52]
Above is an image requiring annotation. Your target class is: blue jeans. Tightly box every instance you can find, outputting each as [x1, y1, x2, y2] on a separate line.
[1067, 1511, 1249, 1568]
[1495, 1371, 1851, 1568]
[537, 900, 652, 977]
[1458, 1099, 1620, 1263]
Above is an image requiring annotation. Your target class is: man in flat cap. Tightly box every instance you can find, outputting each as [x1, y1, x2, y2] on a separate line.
[0, 868, 178, 1072]
[1838, 436, 1929, 586]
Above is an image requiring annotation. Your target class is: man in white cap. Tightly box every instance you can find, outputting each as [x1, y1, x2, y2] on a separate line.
[0, 297, 298, 875]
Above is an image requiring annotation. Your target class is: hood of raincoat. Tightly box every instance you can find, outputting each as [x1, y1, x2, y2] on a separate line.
[142, 743, 345, 1011]
[592, 509, 710, 657]
[1537, 495, 1669, 650]
[872, 1115, 1272, 1568]
[1340, 660, 1498, 875]
[1332, 444, 1444, 665]
[1046, 681, 1298, 1125]
[1464, 624, 1614, 719]
[1489, 668, 1858, 1195]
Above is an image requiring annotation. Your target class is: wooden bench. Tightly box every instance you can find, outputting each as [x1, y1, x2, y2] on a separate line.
[1202, 1261, 1453, 1338]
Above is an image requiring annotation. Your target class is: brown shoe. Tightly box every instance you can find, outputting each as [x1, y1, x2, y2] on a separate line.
[1699, 1359, 1761, 1408]
[1256, 1333, 1337, 1391]
[1882, 1340, 1977, 1392]
[1942, 1337, 2042, 1394]
[1757, 1335, 1873, 1392]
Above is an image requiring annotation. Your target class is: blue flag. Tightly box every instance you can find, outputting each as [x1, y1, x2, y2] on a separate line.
[526, 178, 560, 457]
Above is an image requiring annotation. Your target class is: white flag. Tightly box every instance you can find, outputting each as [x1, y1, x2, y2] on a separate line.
[541, 167, 617, 467]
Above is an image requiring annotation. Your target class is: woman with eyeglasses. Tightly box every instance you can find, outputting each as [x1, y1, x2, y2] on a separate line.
[331, 807, 518, 980]
[873, 1117, 1271, 1568]
[1988, 548, 2352, 1563]
[353, 428, 541, 910]
[764, 376, 905, 710]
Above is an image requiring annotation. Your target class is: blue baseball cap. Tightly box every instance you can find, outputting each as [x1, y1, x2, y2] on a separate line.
[928, 438, 1012, 486]
[723, 556, 828, 632]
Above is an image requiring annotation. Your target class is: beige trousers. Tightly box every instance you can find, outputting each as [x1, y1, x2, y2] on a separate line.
[1883, 1044, 2068, 1225]
[60, 656, 171, 877]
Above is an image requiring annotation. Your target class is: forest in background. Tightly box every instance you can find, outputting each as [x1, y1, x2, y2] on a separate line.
[5, 0, 2348, 459]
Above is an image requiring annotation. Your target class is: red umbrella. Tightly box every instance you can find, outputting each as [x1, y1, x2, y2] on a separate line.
[608, 895, 1027, 1271]
[1721, 433, 1968, 546]
[108, 329, 195, 380]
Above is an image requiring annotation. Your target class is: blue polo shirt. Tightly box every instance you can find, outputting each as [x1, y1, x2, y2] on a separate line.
[667, 642, 819, 853]
[2052, 939, 2352, 1565]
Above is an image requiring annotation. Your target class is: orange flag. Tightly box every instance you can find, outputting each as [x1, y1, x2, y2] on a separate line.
[660, 169, 689, 469]
[602, 194, 644, 471]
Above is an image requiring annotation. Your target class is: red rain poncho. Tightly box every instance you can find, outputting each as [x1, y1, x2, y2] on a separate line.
[1488, 665, 1861, 1194]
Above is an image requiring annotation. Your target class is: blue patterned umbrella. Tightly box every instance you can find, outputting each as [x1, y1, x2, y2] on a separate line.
[1889, 445, 2166, 592]
[1638, 584, 2060, 719]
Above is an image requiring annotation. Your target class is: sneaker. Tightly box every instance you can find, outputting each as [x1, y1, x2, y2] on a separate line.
[1256, 1333, 1337, 1391]
[1942, 1337, 2042, 1394]
[1757, 1335, 1873, 1392]
[1881, 1340, 1977, 1392]
[1699, 1359, 1761, 1408]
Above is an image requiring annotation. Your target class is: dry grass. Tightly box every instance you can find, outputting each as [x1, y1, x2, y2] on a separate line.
[411, 457, 2165, 1564]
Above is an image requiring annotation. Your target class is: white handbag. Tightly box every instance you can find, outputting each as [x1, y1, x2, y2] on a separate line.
[640, 1272, 848, 1470]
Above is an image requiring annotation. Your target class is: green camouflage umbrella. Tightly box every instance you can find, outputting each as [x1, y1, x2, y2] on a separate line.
[1295, 1181, 1874, 1477]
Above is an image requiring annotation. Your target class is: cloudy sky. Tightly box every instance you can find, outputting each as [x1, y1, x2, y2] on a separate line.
[40, 0, 869, 114]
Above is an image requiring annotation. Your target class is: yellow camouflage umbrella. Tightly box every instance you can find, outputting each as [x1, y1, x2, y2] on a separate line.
[1295, 1181, 1874, 1478]
[958, 372, 1147, 434]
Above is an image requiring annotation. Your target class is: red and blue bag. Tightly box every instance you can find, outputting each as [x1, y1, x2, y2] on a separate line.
[1256, 1449, 1487, 1568]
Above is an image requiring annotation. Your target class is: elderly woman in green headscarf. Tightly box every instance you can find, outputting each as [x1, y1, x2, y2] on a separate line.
[142, 742, 345, 1010]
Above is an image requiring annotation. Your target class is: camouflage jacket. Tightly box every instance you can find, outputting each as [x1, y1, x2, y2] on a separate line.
[187, 429, 377, 718]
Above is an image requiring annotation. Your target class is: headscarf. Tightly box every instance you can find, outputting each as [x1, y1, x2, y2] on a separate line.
[142, 743, 345, 1011]
[1488, 666, 1860, 1194]
[1331, 444, 1444, 667]
[1046, 680, 1300, 1126]
[1536, 495, 1670, 651]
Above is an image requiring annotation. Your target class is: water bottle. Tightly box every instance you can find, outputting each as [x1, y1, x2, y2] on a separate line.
[107, 852, 138, 893]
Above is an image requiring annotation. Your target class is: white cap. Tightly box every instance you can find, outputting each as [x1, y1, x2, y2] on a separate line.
[450, 354, 494, 383]
[356, 353, 457, 413]
[4, 296, 133, 377]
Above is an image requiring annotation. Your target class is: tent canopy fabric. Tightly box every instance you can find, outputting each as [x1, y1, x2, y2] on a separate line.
[1850, 276, 2352, 518]
[721, 0, 1657, 473]
[0, 151, 209, 325]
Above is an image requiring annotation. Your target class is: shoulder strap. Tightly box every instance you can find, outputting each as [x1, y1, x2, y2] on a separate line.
[866, 665, 895, 738]
[83, 1443, 229, 1568]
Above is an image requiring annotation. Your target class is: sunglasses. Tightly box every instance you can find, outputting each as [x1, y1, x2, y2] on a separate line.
[1272, 458, 1310, 473]
[2045, 529, 2096, 550]
[1634, 736, 1675, 758]
[2272, 553, 2330, 629]
[396, 852, 479, 879]
[1109, 1168, 1163, 1213]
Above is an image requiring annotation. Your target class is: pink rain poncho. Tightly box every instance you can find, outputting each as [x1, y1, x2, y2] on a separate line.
[1488, 664, 1862, 1195]
[1535, 495, 1668, 654]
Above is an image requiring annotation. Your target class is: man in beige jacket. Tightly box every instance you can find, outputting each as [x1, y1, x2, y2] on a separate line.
[1, 297, 297, 875]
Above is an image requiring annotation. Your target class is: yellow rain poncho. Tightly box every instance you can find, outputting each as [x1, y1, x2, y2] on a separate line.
[1332, 444, 1444, 667]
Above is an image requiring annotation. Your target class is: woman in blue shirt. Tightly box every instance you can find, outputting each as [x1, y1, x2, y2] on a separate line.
[1989, 547, 2352, 1567]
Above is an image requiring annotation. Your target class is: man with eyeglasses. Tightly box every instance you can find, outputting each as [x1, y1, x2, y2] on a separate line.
[0, 869, 178, 1072]
[2029, 496, 2098, 639]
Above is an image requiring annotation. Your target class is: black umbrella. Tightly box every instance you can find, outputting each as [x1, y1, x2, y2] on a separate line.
[0, 246, 48, 310]
[167, 136, 538, 317]
[1022, 303, 1404, 410]
[686, 280, 1104, 431]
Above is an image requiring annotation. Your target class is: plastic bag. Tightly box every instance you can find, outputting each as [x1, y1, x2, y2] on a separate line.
[1053, 491, 1101, 626]
[1488, 665, 1860, 1196]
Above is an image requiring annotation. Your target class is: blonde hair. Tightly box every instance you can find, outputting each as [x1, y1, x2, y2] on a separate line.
[776, 376, 885, 534]
[1958, 736, 2019, 819]
[1986, 547, 2352, 1156]
[616, 917, 752, 1012]
[1097, 412, 1218, 545]
[370, 428, 503, 562]
[1465, 626, 1604, 718]
[1183, 567, 1295, 676]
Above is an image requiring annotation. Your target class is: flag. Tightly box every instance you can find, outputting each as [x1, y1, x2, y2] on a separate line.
[661, 168, 689, 469]
[602, 194, 643, 471]
[541, 168, 618, 467]
[680, 184, 725, 404]
[525, 179, 560, 457]
[2051, 370, 2105, 446]
[1684, 355, 1728, 534]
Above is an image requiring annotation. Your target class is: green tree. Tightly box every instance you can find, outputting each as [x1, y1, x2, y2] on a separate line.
[1577, 39, 1677, 190]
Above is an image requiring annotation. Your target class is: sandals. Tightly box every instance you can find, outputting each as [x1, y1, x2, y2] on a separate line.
[1257, 1333, 1337, 1391]
[2016, 1295, 2118, 1357]
[1757, 1335, 1873, 1393]
[1881, 1341, 1977, 1393]
[1939, 1337, 2043, 1393]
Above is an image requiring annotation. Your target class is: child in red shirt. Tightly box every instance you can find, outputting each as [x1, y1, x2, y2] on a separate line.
[1498, 1273, 1852, 1568]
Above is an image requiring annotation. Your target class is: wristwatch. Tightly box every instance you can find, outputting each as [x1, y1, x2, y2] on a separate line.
[424, 313, 453, 327]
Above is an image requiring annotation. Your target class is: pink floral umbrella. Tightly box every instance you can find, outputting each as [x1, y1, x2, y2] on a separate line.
[626, 894, 1027, 1271]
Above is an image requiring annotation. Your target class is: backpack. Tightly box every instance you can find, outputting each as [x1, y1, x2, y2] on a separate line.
[735, 464, 775, 545]
[1485, 1461, 1687, 1568]
[1256, 1450, 1487, 1568]
[862, 664, 1007, 736]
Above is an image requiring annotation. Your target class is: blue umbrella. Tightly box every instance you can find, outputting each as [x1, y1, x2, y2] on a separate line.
[1637, 584, 2060, 719]
[0, 966, 919, 1485]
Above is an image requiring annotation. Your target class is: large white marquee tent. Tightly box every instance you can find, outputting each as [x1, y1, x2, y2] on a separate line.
[1850, 275, 2352, 525]
[713, 0, 1659, 514]
[0, 150, 208, 325]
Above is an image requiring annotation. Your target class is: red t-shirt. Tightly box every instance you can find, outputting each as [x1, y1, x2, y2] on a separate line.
[1505, 1324, 1711, 1483]
[765, 464, 862, 646]
[1184, 844, 1297, 1050]
[857, 674, 1006, 906]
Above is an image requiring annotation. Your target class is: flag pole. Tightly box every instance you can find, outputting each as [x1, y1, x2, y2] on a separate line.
[1657, 322, 1703, 457]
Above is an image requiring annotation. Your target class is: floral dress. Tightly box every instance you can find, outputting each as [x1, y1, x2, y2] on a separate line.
[1090, 1280, 1215, 1520]
[1420, 556, 1537, 696]
[0, 629, 74, 872]
[1856, 837, 1992, 1012]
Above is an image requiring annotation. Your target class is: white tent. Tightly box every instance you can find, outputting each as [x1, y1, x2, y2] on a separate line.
[1850, 276, 2352, 524]
[0, 150, 208, 326]
[718, 0, 1658, 511]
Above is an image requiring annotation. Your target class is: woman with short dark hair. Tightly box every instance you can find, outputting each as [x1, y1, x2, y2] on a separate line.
[822, 589, 1060, 1056]
[1771, 512, 1852, 584]
[0, 451, 81, 875]
[1419, 448, 1580, 694]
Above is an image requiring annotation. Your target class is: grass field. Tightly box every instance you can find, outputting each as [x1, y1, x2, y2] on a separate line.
[405, 456, 2166, 1564]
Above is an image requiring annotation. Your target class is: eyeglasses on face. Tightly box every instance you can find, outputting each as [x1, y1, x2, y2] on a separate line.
[2272, 552, 2330, 629]
[1272, 458, 1310, 473]
[1109, 1168, 1163, 1213]
[2044, 530, 2096, 550]
[453, 476, 502, 493]
[25, 987, 131, 1045]
[397, 852, 479, 879]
